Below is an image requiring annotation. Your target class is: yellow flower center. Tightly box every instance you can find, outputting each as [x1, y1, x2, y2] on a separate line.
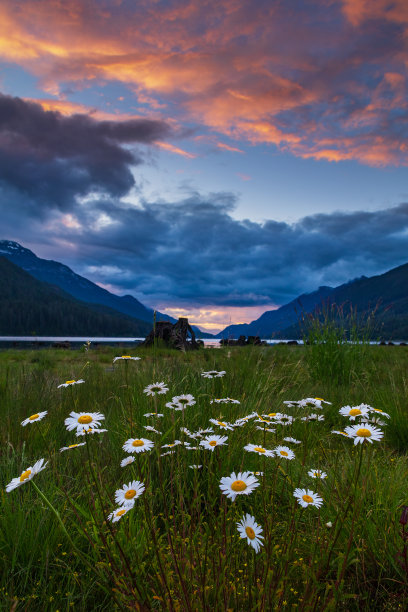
[313, 472, 320, 477]
[314, 397, 324, 401]
[231, 480, 247, 492]
[132, 439, 144, 447]
[179, 399, 189, 404]
[209, 441, 217, 446]
[121, 355, 131, 359]
[280, 450, 288, 456]
[254, 447, 266, 453]
[245, 526, 256, 540]
[302, 494, 314, 503]
[29, 413, 40, 420]
[68, 444, 79, 448]
[268, 413, 277, 417]
[78, 415, 93, 424]
[66, 380, 75, 384]
[20, 469, 31, 482]
[116, 509, 126, 517]
[356, 428, 372, 438]
[217, 421, 226, 426]
[124, 489, 136, 499]
[349, 408, 362, 416]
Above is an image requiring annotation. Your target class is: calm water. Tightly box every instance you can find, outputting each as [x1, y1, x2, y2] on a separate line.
[0, 336, 303, 347]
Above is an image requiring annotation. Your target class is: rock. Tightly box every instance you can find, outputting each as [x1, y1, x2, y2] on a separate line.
[142, 317, 200, 351]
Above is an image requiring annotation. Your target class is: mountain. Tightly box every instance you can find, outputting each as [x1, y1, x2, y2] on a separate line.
[0, 257, 152, 336]
[0, 240, 212, 337]
[217, 263, 408, 340]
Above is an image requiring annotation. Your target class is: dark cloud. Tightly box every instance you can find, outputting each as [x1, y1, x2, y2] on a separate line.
[0, 93, 170, 211]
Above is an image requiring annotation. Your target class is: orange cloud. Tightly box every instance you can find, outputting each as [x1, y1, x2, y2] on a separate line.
[155, 141, 196, 159]
[217, 142, 244, 153]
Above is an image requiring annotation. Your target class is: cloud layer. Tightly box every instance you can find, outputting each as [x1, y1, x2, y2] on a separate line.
[1, 0, 408, 165]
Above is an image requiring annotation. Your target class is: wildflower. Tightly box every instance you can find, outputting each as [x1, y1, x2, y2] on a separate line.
[144, 413, 164, 418]
[249, 471, 264, 476]
[244, 443, 274, 457]
[200, 435, 228, 451]
[211, 397, 240, 404]
[60, 443, 86, 452]
[237, 513, 264, 553]
[171, 394, 196, 409]
[76, 427, 107, 436]
[256, 426, 276, 432]
[201, 370, 226, 378]
[274, 446, 295, 460]
[326, 521, 333, 528]
[123, 437, 154, 454]
[120, 456, 135, 467]
[219, 471, 260, 501]
[368, 416, 387, 426]
[65, 411, 105, 433]
[161, 440, 182, 448]
[6, 458, 48, 492]
[308, 469, 327, 479]
[144, 425, 161, 434]
[339, 405, 370, 421]
[293, 488, 323, 508]
[144, 382, 169, 396]
[113, 355, 141, 363]
[108, 507, 130, 523]
[115, 480, 145, 507]
[209, 418, 234, 430]
[369, 407, 390, 419]
[160, 450, 175, 457]
[344, 422, 384, 445]
[21, 411, 47, 426]
[283, 437, 301, 444]
[189, 465, 202, 469]
[302, 414, 324, 422]
[58, 379, 85, 388]
[331, 430, 350, 437]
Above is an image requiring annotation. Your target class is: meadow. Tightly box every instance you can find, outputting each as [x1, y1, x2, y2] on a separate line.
[1, 341, 408, 611]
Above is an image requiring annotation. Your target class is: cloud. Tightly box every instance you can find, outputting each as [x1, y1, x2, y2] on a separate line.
[1, 0, 408, 165]
[0, 93, 170, 212]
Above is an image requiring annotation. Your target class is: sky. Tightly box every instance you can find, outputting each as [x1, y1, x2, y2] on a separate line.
[1, 0, 408, 333]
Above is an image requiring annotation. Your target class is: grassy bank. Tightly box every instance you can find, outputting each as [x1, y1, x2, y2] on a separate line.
[1, 343, 408, 610]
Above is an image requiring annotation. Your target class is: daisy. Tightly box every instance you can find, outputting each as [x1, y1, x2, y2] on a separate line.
[244, 443, 274, 457]
[65, 411, 105, 433]
[369, 407, 391, 419]
[123, 438, 154, 454]
[331, 430, 350, 437]
[21, 411, 47, 426]
[120, 456, 135, 467]
[283, 437, 301, 444]
[201, 370, 226, 378]
[58, 379, 85, 388]
[299, 398, 331, 408]
[161, 440, 182, 448]
[266, 412, 283, 419]
[209, 418, 234, 430]
[60, 443, 86, 452]
[115, 480, 145, 508]
[6, 458, 48, 492]
[256, 426, 276, 433]
[108, 507, 130, 523]
[76, 427, 108, 437]
[219, 471, 260, 502]
[339, 405, 370, 421]
[237, 513, 264, 553]
[161, 450, 176, 457]
[144, 425, 161, 434]
[344, 423, 384, 445]
[113, 355, 141, 363]
[143, 382, 169, 396]
[211, 398, 240, 404]
[200, 435, 228, 451]
[171, 394, 196, 409]
[144, 413, 164, 418]
[302, 414, 324, 422]
[294, 488, 323, 508]
[368, 416, 387, 427]
[308, 469, 327, 479]
[249, 471, 264, 476]
[189, 465, 202, 469]
[274, 446, 295, 460]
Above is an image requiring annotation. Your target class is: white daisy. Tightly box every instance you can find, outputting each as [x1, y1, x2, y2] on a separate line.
[200, 435, 228, 451]
[6, 458, 48, 492]
[161, 440, 182, 448]
[209, 418, 234, 430]
[171, 394, 196, 409]
[161, 450, 176, 457]
[115, 480, 145, 508]
[122, 438, 154, 454]
[308, 469, 327, 479]
[108, 507, 130, 523]
[211, 397, 240, 404]
[302, 414, 324, 422]
[143, 382, 169, 396]
[21, 411, 48, 426]
[236, 513, 264, 553]
[344, 423, 384, 445]
[120, 456, 135, 467]
[274, 446, 295, 460]
[339, 405, 370, 421]
[59, 442, 86, 452]
[368, 416, 387, 426]
[283, 437, 301, 444]
[256, 426, 276, 432]
[331, 430, 350, 437]
[189, 465, 202, 469]
[58, 379, 85, 388]
[201, 370, 226, 378]
[113, 355, 141, 363]
[294, 488, 323, 508]
[144, 413, 164, 418]
[244, 443, 274, 457]
[219, 471, 260, 501]
[65, 411, 105, 433]
[76, 427, 108, 437]
[369, 407, 391, 419]
[264, 412, 283, 419]
[144, 425, 161, 434]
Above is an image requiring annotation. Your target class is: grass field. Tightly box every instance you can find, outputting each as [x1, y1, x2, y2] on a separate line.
[1, 342, 408, 611]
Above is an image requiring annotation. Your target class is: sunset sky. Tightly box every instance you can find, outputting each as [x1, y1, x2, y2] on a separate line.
[1, 0, 408, 332]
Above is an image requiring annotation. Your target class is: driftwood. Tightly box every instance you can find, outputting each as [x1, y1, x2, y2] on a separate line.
[142, 317, 201, 351]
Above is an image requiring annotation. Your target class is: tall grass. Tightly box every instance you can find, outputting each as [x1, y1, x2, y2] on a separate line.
[0, 344, 407, 610]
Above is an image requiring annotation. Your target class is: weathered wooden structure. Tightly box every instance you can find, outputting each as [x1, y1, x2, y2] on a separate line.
[142, 317, 201, 351]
